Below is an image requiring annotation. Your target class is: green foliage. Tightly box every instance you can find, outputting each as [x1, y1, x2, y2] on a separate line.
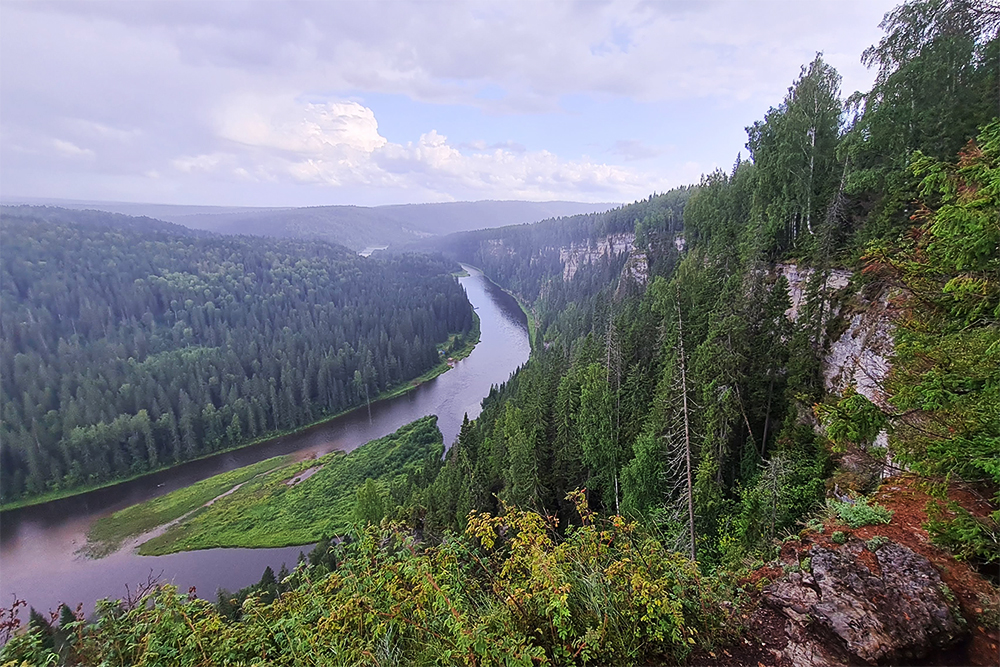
[2, 496, 729, 666]
[8, 7, 1000, 661]
[865, 121, 1000, 488]
[866, 535, 891, 551]
[119, 417, 442, 554]
[720, 451, 828, 565]
[816, 387, 889, 450]
[827, 497, 894, 528]
[0, 209, 474, 505]
[354, 478, 386, 527]
[925, 501, 1000, 565]
[86, 455, 289, 556]
[843, 0, 999, 194]
[747, 54, 844, 256]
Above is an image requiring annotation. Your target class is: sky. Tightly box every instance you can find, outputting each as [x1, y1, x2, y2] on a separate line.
[0, 0, 900, 208]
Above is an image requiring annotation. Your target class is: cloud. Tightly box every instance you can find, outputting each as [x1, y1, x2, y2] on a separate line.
[0, 0, 899, 205]
[68, 119, 142, 143]
[218, 98, 387, 154]
[171, 153, 228, 173]
[178, 98, 659, 201]
[52, 139, 94, 158]
[8, 1, 896, 112]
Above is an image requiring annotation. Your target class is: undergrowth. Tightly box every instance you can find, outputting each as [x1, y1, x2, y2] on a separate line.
[827, 496, 894, 528]
[2, 492, 733, 667]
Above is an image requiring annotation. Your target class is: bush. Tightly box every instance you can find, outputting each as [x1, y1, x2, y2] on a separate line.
[831, 531, 848, 545]
[0, 493, 731, 667]
[865, 535, 890, 551]
[925, 501, 1000, 566]
[827, 497, 893, 528]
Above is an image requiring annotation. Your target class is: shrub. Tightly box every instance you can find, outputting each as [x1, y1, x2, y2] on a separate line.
[831, 531, 848, 545]
[865, 535, 890, 551]
[827, 497, 893, 528]
[925, 501, 1000, 565]
[0, 493, 731, 667]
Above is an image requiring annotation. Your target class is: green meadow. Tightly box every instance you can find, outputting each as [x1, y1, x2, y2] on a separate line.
[126, 416, 443, 555]
[86, 456, 291, 557]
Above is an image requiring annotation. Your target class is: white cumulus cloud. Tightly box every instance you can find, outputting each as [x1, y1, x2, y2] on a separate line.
[192, 99, 660, 202]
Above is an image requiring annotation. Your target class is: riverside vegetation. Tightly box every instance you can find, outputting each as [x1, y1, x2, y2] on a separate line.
[2, 0, 998, 664]
[0, 210, 476, 506]
[111, 416, 445, 555]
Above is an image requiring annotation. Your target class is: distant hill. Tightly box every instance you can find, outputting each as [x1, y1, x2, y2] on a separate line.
[2, 198, 618, 251]
[0, 204, 204, 238]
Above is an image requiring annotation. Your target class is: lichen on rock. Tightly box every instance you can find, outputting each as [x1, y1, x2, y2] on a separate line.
[764, 538, 967, 666]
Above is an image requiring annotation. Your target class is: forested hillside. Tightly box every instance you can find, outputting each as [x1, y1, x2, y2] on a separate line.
[0, 209, 475, 503]
[411, 1, 999, 571]
[2, 0, 997, 664]
[13, 200, 617, 251]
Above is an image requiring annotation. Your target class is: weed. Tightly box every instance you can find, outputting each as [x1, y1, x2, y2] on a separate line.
[827, 497, 893, 528]
[865, 535, 890, 551]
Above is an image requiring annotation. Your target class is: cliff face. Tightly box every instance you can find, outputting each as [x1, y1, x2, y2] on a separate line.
[776, 262, 893, 409]
[560, 232, 635, 281]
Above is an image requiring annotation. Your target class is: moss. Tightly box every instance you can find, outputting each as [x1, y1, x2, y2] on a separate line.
[865, 535, 890, 551]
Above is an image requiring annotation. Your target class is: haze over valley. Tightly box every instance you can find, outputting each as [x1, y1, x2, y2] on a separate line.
[1, 1, 997, 665]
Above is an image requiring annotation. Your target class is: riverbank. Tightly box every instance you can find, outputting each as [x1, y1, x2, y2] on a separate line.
[0, 321, 479, 514]
[0, 265, 530, 619]
[86, 456, 291, 558]
[88, 417, 443, 556]
[376, 310, 480, 402]
[516, 297, 537, 348]
[458, 262, 536, 348]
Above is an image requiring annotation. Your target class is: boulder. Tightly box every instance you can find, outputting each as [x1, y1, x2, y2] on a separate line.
[764, 539, 966, 665]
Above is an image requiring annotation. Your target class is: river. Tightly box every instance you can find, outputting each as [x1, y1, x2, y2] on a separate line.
[0, 266, 530, 617]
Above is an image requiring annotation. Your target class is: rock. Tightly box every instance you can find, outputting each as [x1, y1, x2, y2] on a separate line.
[764, 539, 966, 666]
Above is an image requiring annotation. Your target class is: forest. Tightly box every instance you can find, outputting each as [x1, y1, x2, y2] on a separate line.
[0, 208, 475, 504]
[408, 1, 999, 571]
[1, 0, 997, 664]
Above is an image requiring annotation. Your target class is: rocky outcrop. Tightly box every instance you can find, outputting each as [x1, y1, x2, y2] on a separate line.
[560, 232, 634, 281]
[778, 263, 896, 472]
[764, 539, 967, 666]
[777, 263, 851, 323]
[620, 250, 648, 286]
[776, 262, 894, 409]
[822, 294, 894, 412]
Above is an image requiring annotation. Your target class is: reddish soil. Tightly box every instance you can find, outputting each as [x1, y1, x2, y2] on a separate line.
[688, 474, 1000, 666]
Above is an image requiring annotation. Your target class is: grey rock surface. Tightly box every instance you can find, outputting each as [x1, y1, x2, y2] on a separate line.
[764, 539, 966, 665]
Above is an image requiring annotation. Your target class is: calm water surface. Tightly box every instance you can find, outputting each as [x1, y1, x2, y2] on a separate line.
[0, 266, 530, 615]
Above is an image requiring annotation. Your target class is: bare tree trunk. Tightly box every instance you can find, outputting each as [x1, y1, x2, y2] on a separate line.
[606, 318, 622, 514]
[806, 125, 816, 235]
[676, 289, 696, 561]
[761, 370, 775, 453]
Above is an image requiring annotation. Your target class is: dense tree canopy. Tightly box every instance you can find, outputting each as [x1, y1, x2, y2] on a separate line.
[2, 0, 998, 662]
[0, 209, 474, 502]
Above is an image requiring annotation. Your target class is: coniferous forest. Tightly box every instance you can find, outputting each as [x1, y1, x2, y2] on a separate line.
[411, 2, 998, 568]
[1, 0, 998, 664]
[0, 208, 474, 503]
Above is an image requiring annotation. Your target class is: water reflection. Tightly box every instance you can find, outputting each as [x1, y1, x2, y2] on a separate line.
[0, 266, 530, 615]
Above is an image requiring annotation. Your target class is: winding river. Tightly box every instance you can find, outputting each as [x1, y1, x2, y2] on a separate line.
[0, 266, 530, 616]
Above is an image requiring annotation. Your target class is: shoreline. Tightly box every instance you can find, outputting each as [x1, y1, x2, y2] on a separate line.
[1, 314, 481, 515]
